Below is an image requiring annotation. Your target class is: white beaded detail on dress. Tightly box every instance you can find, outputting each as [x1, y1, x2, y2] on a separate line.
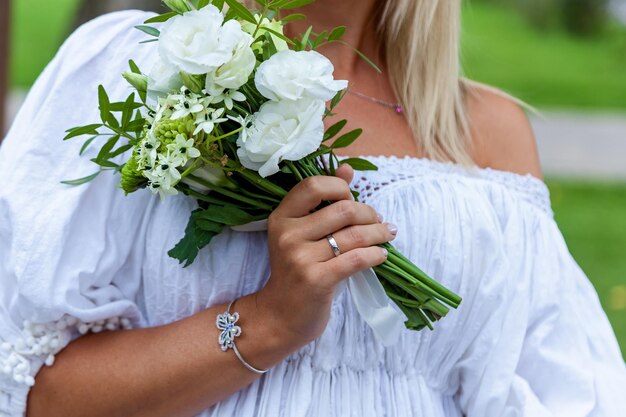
[0, 316, 132, 386]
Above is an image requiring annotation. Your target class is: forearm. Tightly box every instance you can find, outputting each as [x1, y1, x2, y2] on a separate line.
[26, 293, 294, 417]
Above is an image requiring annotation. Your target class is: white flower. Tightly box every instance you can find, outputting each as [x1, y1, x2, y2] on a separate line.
[155, 152, 183, 184]
[147, 58, 183, 101]
[137, 132, 160, 169]
[255, 50, 348, 102]
[237, 98, 325, 178]
[167, 134, 201, 163]
[205, 36, 256, 94]
[158, 5, 250, 75]
[144, 170, 179, 200]
[170, 87, 205, 120]
[241, 16, 289, 52]
[194, 108, 228, 135]
[209, 89, 246, 110]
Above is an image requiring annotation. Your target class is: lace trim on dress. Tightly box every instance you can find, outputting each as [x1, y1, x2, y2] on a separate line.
[0, 316, 132, 386]
[348, 156, 553, 216]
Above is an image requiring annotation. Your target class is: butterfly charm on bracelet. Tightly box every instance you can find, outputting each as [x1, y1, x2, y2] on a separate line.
[216, 310, 242, 351]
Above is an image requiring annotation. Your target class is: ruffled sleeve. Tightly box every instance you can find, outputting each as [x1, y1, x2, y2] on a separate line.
[451, 186, 626, 416]
[0, 10, 157, 415]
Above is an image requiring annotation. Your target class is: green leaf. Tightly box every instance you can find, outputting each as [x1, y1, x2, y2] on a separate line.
[168, 209, 226, 267]
[63, 124, 102, 140]
[261, 27, 296, 46]
[280, 13, 305, 22]
[336, 40, 381, 73]
[90, 158, 120, 169]
[197, 0, 211, 8]
[97, 134, 120, 160]
[331, 128, 362, 149]
[105, 112, 120, 129]
[139, 38, 159, 44]
[339, 157, 379, 171]
[129, 59, 142, 74]
[134, 25, 161, 37]
[110, 101, 143, 112]
[127, 118, 147, 133]
[328, 26, 346, 41]
[196, 205, 255, 226]
[144, 11, 178, 23]
[121, 93, 136, 129]
[330, 89, 347, 110]
[275, 0, 315, 10]
[223, 0, 257, 24]
[79, 136, 98, 156]
[61, 171, 101, 186]
[299, 25, 313, 50]
[323, 119, 347, 141]
[109, 143, 134, 158]
[98, 85, 111, 123]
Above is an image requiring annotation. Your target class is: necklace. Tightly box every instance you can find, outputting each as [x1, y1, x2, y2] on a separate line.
[348, 90, 403, 114]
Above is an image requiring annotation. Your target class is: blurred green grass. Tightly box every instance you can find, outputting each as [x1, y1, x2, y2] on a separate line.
[549, 180, 626, 358]
[9, 0, 80, 88]
[8, 0, 626, 355]
[462, 3, 626, 110]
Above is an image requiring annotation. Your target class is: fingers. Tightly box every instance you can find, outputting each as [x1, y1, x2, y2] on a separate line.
[299, 200, 381, 240]
[316, 223, 396, 261]
[323, 246, 389, 285]
[334, 164, 354, 184]
[275, 176, 353, 218]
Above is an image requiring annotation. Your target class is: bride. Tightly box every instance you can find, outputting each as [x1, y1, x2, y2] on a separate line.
[1, 1, 624, 416]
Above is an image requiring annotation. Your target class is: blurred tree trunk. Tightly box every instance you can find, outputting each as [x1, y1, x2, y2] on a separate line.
[0, 0, 10, 138]
[73, 0, 165, 27]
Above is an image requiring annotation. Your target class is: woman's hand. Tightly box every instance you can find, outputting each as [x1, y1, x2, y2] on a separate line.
[257, 165, 397, 348]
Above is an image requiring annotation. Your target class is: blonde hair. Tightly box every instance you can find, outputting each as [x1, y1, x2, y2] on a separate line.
[243, 0, 472, 164]
[379, 0, 471, 164]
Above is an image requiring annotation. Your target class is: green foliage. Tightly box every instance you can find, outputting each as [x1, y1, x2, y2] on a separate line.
[549, 179, 626, 358]
[463, 3, 626, 109]
[168, 208, 226, 267]
[561, 0, 609, 36]
[62, 86, 146, 185]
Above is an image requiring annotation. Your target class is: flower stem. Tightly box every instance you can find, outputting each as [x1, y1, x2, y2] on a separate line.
[186, 173, 274, 210]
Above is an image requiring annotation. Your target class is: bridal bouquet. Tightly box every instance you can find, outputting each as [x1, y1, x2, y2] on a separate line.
[64, 0, 461, 342]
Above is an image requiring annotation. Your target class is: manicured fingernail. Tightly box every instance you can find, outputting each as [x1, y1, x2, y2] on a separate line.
[377, 212, 384, 223]
[382, 248, 388, 258]
[386, 223, 398, 236]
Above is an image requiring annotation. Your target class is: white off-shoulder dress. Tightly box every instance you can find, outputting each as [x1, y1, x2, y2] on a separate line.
[1, 10, 625, 417]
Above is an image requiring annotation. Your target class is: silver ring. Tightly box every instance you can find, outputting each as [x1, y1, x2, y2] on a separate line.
[326, 234, 341, 257]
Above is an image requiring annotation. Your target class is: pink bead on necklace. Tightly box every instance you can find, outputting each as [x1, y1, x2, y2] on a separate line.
[347, 90, 403, 114]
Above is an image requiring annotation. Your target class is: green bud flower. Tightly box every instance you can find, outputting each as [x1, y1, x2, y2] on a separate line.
[122, 71, 148, 95]
[120, 154, 148, 194]
[180, 72, 205, 94]
[153, 117, 195, 152]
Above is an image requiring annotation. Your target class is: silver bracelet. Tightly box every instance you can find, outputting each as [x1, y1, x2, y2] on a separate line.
[216, 300, 269, 375]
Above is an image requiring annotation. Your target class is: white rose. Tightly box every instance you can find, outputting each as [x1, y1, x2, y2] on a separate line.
[205, 36, 256, 95]
[158, 5, 248, 75]
[255, 50, 348, 102]
[237, 99, 326, 178]
[147, 58, 183, 100]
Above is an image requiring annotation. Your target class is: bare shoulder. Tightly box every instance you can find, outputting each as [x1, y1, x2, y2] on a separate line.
[465, 83, 543, 179]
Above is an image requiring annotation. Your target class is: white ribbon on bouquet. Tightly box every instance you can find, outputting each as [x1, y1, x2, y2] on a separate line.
[232, 220, 407, 346]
